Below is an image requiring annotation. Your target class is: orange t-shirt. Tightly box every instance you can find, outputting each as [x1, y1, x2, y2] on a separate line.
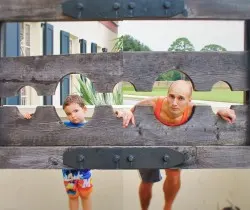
[154, 97, 189, 126]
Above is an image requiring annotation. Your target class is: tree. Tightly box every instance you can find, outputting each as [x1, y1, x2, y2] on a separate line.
[201, 44, 226, 52]
[168, 37, 195, 52]
[113, 35, 151, 52]
[157, 71, 181, 81]
[157, 37, 195, 81]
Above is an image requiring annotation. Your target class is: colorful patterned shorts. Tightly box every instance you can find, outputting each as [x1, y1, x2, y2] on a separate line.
[62, 169, 93, 198]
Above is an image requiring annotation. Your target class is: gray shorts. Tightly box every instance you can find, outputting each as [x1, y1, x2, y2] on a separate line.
[138, 169, 162, 183]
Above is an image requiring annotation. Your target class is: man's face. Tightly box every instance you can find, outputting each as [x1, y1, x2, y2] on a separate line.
[166, 81, 192, 117]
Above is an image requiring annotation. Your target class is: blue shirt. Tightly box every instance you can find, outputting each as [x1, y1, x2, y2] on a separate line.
[64, 121, 86, 128]
[62, 121, 91, 180]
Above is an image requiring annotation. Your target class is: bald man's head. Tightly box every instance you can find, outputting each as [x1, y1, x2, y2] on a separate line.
[168, 80, 193, 99]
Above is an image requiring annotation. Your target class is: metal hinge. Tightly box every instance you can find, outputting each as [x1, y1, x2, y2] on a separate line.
[61, 0, 187, 20]
[63, 147, 185, 169]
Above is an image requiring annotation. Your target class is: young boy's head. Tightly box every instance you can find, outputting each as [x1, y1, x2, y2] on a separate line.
[63, 94, 87, 124]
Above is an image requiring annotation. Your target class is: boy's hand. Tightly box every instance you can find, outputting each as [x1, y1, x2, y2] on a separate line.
[115, 110, 135, 128]
[23, 113, 32, 119]
[217, 108, 236, 124]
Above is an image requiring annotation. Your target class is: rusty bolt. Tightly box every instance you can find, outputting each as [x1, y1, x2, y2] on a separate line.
[76, 2, 84, 10]
[113, 155, 121, 162]
[113, 2, 120, 10]
[77, 154, 85, 162]
[127, 155, 135, 162]
[128, 2, 136, 9]
[163, 1, 171, 9]
[163, 154, 170, 162]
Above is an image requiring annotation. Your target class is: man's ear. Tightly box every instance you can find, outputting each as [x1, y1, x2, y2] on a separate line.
[83, 106, 87, 112]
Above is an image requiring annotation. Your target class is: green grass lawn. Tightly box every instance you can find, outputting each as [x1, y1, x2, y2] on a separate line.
[123, 86, 244, 103]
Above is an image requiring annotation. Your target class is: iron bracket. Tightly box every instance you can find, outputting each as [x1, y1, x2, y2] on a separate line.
[63, 147, 185, 169]
[61, 0, 187, 20]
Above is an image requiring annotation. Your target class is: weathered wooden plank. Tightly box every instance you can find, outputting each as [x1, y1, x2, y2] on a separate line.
[0, 105, 247, 146]
[123, 52, 248, 91]
[0, 52, 248, 97]
[196, 146, 250, 168]
[0, 146, 66, 169]
[0, 146, 249, 169]
[0, 0, 250, 21]
[185, 0, 250, 20]
[0, 53, 122, 97]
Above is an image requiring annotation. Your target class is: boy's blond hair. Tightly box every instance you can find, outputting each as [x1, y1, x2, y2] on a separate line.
[63, 94, 86, 109]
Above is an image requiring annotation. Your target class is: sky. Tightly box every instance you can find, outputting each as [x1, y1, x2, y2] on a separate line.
[118, 20, 244, 51]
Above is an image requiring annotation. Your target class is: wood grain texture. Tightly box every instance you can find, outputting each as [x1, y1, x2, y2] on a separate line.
[1, 146, 249, 169]
[0, 0, 249, 21]
[185, 0, 250, 20]
[123, 52, 248, 91]
[196, 146, 250, 168]
[0, 105, 247, 146]
[0, 52, 248, 97]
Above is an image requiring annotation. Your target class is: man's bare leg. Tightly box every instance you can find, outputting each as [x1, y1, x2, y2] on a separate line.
[139, 182, 153, 210]
[163, 169, 181, 210]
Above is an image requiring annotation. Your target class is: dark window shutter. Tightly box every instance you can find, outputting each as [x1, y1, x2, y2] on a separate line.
[60, 31, 70, 105]
[80, 39, 87, 54]
[3, 23, 20, 105]
[91, 42, 97, 53]
[79, 39, 87, 81]
[43, 23, 54, 105]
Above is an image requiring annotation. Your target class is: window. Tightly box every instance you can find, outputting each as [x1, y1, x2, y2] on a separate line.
[19, 23, 31, 105]
[20, 23, 31, 56]
[69, 38, 73, 54]
[20, 87, 27, 105]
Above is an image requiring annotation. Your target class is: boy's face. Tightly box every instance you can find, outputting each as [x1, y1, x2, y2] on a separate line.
[64, 103, 87, 124]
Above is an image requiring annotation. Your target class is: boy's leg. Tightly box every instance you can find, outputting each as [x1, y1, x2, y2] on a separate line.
[80, 189, 92, 210]
[62, 169, 80, 210]
[63, 180, 80, 210]
[138, 169, 162, 210]
[78, 174, 93, 210]
[68, 197, 79, 210]
[163, 169, 181, 210]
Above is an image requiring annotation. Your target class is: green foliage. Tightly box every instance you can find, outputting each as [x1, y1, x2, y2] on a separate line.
[112, 35, 151, 52]
[156, 70, 182, 81]
[76, 76, 123, 105]
[123, 35, 151, 51]
[158, 38, 227, 81]
[201, 44, 227, 52]
[161, 37, 195, 81]
[168, 37, 195, 52]
[112, 36, 124, 52]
